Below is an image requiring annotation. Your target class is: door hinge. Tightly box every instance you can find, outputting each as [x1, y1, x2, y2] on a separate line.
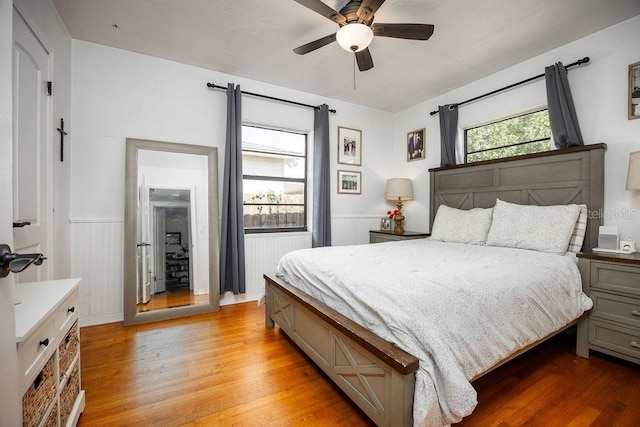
[46, 81, 52, 96]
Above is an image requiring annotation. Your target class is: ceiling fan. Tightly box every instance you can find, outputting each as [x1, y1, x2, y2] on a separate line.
[293, 0, 434, 72]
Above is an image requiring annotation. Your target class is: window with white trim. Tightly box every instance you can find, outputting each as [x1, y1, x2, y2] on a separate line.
[242, 125, 307, 233]
[465, 109, 552, 163]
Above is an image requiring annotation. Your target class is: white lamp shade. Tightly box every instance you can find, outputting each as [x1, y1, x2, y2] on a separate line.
[336, 23, 374, 53]
[385, 178, 414, 201]
[627, 151, 640, 190]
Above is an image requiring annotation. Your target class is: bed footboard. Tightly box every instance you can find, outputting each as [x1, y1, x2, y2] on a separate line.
[264, 274, 418, 427]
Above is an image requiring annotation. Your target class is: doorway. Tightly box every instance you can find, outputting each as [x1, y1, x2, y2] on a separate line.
[158, 206, 191, 292]
[137, 187, 203, 312]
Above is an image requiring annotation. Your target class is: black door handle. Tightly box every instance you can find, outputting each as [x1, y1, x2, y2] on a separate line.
[0, 244, 46, 278]
[13, 222, 31, 228]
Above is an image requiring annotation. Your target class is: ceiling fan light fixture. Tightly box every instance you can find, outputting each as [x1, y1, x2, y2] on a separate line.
[336, 23, 373, 53]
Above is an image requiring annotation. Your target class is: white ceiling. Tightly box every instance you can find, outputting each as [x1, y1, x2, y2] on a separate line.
[52, 0, 640, 113]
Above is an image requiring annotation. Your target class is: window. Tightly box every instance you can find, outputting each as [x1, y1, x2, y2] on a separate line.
[465, 109, 551, 163]
[242, 125, 307, 233]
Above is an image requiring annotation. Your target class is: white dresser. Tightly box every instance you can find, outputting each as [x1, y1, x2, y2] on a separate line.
[15, 278, 85, 427]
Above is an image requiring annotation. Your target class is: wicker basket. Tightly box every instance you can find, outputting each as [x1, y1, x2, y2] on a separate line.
[22, 354, 56, 427]
[59, 321, 79, 377]
[43, 402, 58, 427]
[60, 363, 80, 426]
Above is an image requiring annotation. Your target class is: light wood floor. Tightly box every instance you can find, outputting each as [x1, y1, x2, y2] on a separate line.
[79, 303, 640, 426]
[137, 288, 209, 313]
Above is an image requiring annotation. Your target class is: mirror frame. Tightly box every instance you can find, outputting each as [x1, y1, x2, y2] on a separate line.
[630, 61, 640, 120]
[124, 138, 220, 326]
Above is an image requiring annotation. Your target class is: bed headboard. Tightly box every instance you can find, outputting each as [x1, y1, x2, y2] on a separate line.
[429, 144, 606, 251]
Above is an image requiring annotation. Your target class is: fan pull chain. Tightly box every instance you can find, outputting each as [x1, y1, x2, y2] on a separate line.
[353, 54, 357, 90]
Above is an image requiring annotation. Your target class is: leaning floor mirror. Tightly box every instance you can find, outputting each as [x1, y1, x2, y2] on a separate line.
[124, 138, 220, 326]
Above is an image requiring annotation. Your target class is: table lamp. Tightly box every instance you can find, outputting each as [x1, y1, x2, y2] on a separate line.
[626, 151, 640, 190]
[385, 178, 414, 234]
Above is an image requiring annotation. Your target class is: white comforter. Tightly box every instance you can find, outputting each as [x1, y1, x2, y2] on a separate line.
[275, 239, 592, 426]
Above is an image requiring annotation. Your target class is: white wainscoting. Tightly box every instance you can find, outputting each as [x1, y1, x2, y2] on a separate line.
[222, 231, 312, 306]
[70, 216, 378, 326]
[70, 219, 124, 327]
[331, 215, 382, 246]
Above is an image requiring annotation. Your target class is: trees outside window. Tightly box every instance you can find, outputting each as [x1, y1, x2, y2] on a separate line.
[465, 109, 551, 163]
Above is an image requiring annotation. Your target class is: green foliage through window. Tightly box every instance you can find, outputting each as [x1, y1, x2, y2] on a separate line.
[465, 109, 551, 163]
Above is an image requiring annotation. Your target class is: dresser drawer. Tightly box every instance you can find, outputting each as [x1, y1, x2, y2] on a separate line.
[22, 354, 56, 427]
[590, 291, 640, 329]
[589, 319, 640, 362]
[59, 321, 79, 379]
[18, 316, 55, 387]
[590, 262, 640, 297]
[57, 288, 79, 335]
[60, 363, 80, 427]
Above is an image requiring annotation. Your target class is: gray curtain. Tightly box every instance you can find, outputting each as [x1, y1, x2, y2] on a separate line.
[312, 104, 331, 248]
[219, 83, 246, 294]
[545, 62, 584, 149]
[439, 104, 458, 166]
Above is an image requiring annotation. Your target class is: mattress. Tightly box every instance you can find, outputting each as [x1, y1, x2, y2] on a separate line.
[275, 239, 593, 426]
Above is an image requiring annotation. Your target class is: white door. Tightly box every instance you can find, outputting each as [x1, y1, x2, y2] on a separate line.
[137, 184, 151, 303]
[2, 5, 26, 424]
[153, 206, 166, 294]
[0, 79, 20, 426]
[12, 8, 51, 283]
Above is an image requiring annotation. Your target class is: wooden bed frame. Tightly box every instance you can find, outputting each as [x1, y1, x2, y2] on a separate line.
[264, 143, 606, 426]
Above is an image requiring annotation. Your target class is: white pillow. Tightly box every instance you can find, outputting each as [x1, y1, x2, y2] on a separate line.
[430, 205, 494, 245]
[567, 204, 588, 253]
[485, 199, 581, 254]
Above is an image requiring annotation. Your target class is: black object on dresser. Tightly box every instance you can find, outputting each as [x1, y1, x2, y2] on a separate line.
[577, 251, 640, 365]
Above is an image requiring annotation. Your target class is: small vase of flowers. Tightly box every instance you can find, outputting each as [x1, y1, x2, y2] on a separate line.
[386, 209, 405, 234]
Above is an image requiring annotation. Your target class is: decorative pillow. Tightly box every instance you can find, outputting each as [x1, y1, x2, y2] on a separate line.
[430, 205, 493, 245]
[485, 199, 581, 254]
[567, 204, 588, 253]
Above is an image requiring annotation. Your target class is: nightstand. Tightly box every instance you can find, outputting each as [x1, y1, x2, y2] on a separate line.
[369, 230, 430, 244]
[577, 251, 640, 365]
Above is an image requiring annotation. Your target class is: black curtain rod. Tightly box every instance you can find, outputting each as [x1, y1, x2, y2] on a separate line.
[429, 57, 590, 116]
[206, 83, 337, 114]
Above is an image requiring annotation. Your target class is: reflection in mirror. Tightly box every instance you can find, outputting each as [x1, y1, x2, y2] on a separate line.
[124, 139, 219, 326]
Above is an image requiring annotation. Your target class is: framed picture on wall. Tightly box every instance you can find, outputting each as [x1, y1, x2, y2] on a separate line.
[629, 61, 640, 120]
[338, 126, 362, 166]
[407, 128, 425, 161]
[337, 170, 361, 194]
[165, 232, 181, 245]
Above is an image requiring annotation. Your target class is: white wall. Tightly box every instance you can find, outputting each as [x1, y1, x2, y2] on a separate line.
[394, 15, 640, 238]
[70, 40, 395, 324]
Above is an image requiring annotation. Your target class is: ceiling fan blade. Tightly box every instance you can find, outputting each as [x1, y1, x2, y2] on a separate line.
[372, 23, 435, 40]
[357, 0, 386, 22]
[355, 48, 374, 71]
[293, 33, 337, 55]
[294, 0, 346, 25]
